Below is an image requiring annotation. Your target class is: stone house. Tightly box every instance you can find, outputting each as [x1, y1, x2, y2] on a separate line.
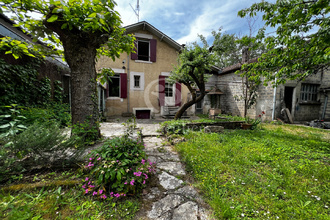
[214, 52, 330, 122]
[96, 21, 190, 119]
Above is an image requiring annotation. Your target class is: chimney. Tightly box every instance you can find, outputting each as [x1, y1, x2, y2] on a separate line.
[242, 47, 250, 63]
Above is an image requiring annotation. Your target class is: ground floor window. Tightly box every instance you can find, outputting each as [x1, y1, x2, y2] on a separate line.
[300, 84, 319, 102]
[109, 75, 120, 97]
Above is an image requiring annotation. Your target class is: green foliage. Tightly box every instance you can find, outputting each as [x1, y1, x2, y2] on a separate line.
[202, 27, 267, 69]
[0, 104, 27, 141]
[161, 120, 189, 135]
[53, 80, 63, 103]
[71, 118, 100, 146]
[0, 175, 140, 219]
[175, 125, 330, 219]
[0, 37, 39, 59]
[170, 43, 214, 87]
[0, 121, 79, 182]
[0, 58, 53, 106]
[238, 0, 330, 86]
[1, 0, 135, 64]
[82, 136, 156, 198]
[20, 103, 71, 127]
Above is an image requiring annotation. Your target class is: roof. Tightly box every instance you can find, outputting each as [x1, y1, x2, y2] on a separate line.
[220, 57, 259, 75]
[124, 21, 183, 51]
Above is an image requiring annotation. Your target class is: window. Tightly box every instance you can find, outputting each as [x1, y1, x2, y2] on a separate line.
[300, 84, 319, 102]
[165, 82, 173, 97]
[130, 72, 144, 91]
[131, 37, 157, 62]
[137, 40, 150, 61]
[134, 75, 140, 88]
[108, 75, 120, 97]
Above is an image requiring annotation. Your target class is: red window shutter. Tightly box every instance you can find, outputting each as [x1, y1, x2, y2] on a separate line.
[131, 40, 138, 60]
[150, 39, 157, 62]
[175, 82, 181, 106]
[159, 75, 166, 106]
[120, 73, 127, 98]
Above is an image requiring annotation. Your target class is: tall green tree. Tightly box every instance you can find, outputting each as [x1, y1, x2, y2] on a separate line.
[238, 0, 330, 85]
[169, 44, 214, 119]
[1, 0, 134, 138]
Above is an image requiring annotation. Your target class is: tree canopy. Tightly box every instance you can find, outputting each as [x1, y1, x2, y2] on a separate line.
[238, 0, 330, 86]
[1, 0, 134, 139]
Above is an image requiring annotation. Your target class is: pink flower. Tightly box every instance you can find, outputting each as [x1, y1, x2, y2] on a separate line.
[88, 181, 91, 185]
[116, 160, 119, 162]
[82, 184, 86, 189]
[141, 159, 146, 165]
[89, 158, 92, 161]
[85, 177, 89, 181]
[144, 173, 148, 179]
[134, 171, 142, 177]
[101, 194, 107, 199]
[85, 189, 89, 194]
[92, 191, 97, 196]
[114, 193, 120, 198]
[124, 182, 127, 185]
[97, 157, 101, 161]
[143, 180, 146, 184]
[99, 190, 103, 194]
[130, 179, 135, 185]
[89, 185, 95, 188]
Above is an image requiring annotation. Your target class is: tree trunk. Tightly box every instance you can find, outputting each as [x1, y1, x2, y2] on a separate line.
[174, 91, 205, 120]
[63, 37, 100, 137]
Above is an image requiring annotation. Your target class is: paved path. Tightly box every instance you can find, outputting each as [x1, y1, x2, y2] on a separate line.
[100, 121, 213, 220]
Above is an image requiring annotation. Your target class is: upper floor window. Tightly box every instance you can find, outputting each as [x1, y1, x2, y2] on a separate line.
[300, 84, 319, 102]
[131, 36, 157, 62]
[137, 40, 150, 61]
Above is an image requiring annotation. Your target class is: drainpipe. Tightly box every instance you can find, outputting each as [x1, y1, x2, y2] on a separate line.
[272, 77, 277, 121]
[321, 90, 328, 120]
[127, 55, 130, 113]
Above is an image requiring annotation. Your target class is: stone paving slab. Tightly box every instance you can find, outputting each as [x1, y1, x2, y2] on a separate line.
[157, 162, 186, 176]
[147, 194, 184, 219]
[158, 172, 183, 190]
[172, 201, 198, 220]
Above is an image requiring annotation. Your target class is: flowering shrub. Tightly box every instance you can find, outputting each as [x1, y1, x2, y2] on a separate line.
[82, 137, 156, 199]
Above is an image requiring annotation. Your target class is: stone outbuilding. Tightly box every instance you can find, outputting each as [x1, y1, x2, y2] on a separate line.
[214, 52, 330, 122]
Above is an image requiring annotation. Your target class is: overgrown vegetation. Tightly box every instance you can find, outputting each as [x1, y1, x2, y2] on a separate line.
[175, 124, 330, 219]
[0, 171, 140, 219]
[0, 118, 152, 219]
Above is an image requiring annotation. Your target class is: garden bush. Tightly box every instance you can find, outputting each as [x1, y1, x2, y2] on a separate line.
[81, 136, 156, 199]
[20, 102, 71, 127]
[0, 121, 79, 182]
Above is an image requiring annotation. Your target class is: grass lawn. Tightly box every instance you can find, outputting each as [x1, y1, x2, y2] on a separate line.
[0, 170, 140, 219]
[175, 124, 329, 219]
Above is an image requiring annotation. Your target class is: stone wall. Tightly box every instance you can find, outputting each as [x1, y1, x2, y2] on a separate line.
[217, 68, 330, 122]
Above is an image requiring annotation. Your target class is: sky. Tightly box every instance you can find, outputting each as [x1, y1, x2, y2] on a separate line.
[115, 0, 276, 45]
